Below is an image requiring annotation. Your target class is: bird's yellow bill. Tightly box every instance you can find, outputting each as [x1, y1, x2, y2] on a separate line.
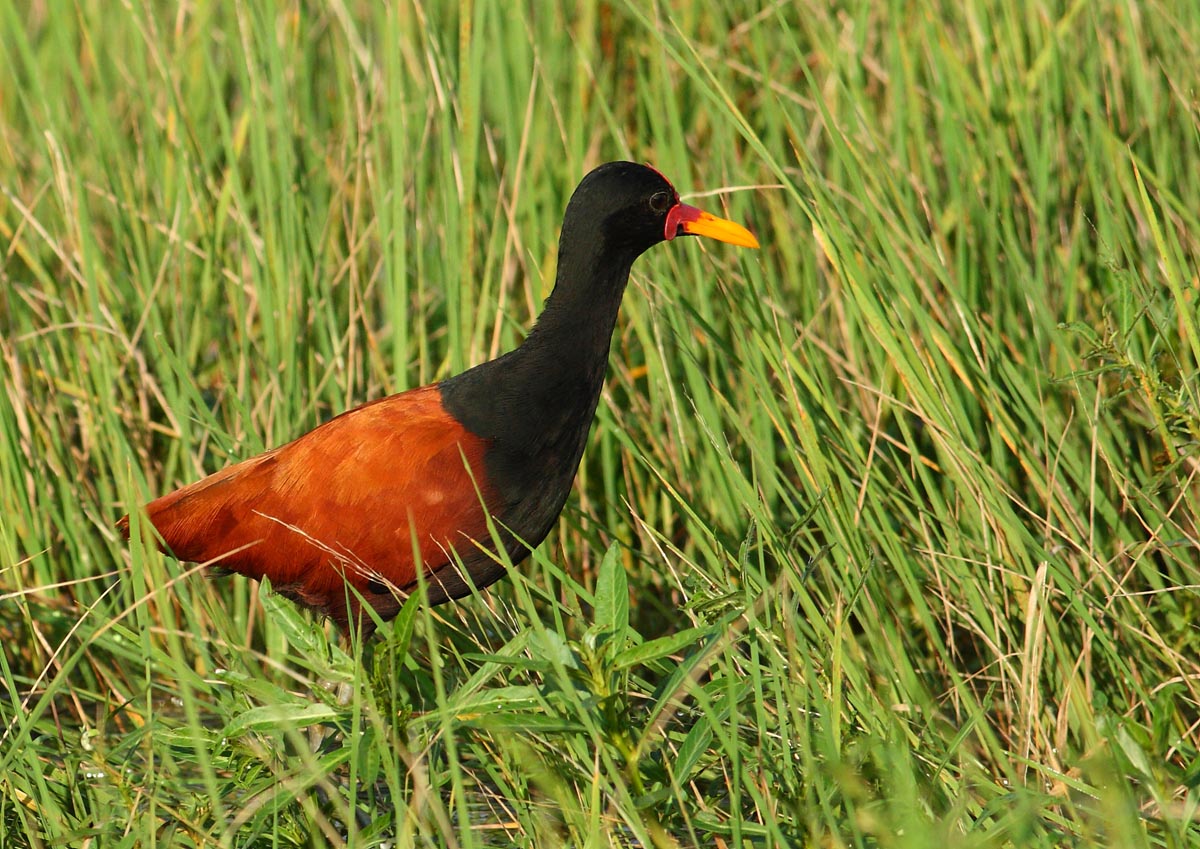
[666, 202, 760, 249]
[681, 209, 760, 249]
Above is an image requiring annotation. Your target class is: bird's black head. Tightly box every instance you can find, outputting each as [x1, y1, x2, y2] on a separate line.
[562, 161, 760, 261]
[561, 162, 680, 258]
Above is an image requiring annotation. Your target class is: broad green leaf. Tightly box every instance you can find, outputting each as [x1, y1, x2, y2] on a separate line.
[593, 542, 629, 641]
[222, 702, 343, 737]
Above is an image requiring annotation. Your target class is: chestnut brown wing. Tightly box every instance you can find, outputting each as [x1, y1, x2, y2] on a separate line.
[120, 385, 495, 628]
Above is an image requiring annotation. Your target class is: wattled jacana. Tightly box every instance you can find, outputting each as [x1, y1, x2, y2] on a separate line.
[118, 162, 759, 632]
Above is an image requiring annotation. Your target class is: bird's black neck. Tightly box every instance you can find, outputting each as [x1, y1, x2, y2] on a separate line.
[520, 252, 633, 392]
[439, 236, 636, 492]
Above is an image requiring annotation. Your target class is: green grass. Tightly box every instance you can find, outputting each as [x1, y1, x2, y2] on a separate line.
[2, 0, 1198, 846]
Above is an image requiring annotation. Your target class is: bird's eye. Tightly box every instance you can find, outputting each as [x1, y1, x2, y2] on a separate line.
[649, 191, 671, 213]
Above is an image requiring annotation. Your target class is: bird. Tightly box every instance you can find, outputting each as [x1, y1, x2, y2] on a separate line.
[118, 161, 759, 633]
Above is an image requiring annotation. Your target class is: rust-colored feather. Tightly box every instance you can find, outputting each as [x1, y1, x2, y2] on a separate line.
[119, 385, 494, 629]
